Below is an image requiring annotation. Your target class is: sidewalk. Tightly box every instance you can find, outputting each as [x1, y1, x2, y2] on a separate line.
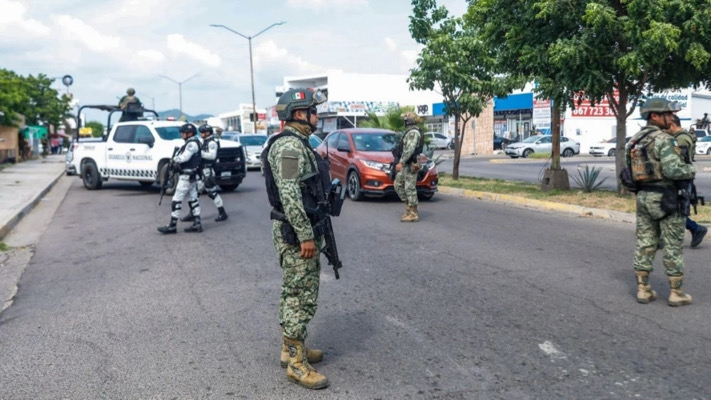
[0, 155, 66, 240]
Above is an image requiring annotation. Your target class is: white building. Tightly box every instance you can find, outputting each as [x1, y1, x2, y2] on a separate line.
[215, 104, 268, 134]
[277, 70, 443, 134]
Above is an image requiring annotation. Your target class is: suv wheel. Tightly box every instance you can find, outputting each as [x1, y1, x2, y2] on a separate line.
[522, 149, 533, 158]
[347, 170, 363, 201]
[608, 149, 616, 157]
[562, 148, 574, 157]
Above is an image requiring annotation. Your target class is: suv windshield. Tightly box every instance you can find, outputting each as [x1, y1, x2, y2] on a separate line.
[154, 126, 182, 140]
[352, 132, 399, 152]
[240, 136, 267, 146]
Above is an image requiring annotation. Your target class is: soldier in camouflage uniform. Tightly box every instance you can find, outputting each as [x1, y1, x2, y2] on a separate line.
[118, 88, 142, 122]
[394, 112, 423, 222]
[264, 88, 329, 389]
[626, 98, 695, 306]
[667, 114, 707, 248]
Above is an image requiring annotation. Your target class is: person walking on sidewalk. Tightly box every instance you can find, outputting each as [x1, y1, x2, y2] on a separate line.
[667, 114, 707, 248]
[158, 124, 203, 234]
[626, 98, 695, 307]
[393, 112, 424, 222]
[181, 124, 228, 223]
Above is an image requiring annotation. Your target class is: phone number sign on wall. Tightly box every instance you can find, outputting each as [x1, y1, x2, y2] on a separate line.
[571, 105, 616, 117]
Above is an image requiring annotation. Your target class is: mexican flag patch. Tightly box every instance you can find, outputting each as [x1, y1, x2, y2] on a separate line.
[293, 91, 305, 100]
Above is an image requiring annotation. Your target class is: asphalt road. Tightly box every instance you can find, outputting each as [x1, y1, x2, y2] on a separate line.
[437, 152, 711, 197]
[0, 173, 710, 399]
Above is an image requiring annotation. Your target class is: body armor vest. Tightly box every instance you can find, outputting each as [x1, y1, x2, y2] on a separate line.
[262, 131, 332, 220]
[179, 136, 201, 171]
[392, 128, 425, 165]
[200, 137, 220, 168]
[629, 128, 665, 183]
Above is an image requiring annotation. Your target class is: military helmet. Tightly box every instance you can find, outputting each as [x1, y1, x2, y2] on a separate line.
[401, 111, 420, 126]
[276, 88, 327, 121]
[127, 88, 136, 95]
[639, 97, 681, 120]
[180, 123, 197, 136]
[198, 124, 213, 135]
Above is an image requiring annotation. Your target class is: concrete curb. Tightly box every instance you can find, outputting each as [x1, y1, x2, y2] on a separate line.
[438, 186, 637, 224]
[0, 169, 66, 241]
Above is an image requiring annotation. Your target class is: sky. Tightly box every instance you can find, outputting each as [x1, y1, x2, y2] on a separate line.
[1, 0, 467, 120]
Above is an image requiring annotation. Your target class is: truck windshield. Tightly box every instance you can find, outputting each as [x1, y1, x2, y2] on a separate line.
[155, 126, 182, 140]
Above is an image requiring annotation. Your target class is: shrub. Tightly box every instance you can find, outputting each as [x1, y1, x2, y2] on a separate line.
[572, 164, 607, 192]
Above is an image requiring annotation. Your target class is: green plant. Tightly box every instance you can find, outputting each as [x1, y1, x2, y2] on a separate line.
[0, 242, 10, 252]
[572, 164, 608, 192]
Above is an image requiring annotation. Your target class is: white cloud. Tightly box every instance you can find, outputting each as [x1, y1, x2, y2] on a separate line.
[383, 37, 421, 72]
[136, 49, 166, 64]
[53, 15, 122, 53]
[384, 37, 397, 52]
[254, 40, 324, 75]
[288, 0, 368, 9]
[166, 34, 221, 68]
[0, 0, 50, 37]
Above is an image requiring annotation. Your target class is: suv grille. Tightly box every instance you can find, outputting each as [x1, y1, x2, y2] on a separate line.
[217, 147, 243, 163]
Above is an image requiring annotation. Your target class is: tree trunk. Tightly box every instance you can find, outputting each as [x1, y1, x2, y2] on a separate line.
[551, 104, 561, 170]
[452, 113, 461, 180]
[614, 90, 629, 195]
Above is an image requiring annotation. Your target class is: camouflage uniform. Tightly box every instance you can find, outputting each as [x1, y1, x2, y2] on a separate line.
[394, 127, 422, 207]
[268, 123, 322, 341]
[672, 127, 707, 247]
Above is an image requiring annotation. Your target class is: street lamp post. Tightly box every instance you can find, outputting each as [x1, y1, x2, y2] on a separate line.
[210, 22, 285, 131]
[159, 74, 200, 117]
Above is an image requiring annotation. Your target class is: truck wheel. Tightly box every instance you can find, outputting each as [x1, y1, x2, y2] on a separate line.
[159, 163, 177, 195]
[81, 161, 103, 190]
[219, 184, 239, 192]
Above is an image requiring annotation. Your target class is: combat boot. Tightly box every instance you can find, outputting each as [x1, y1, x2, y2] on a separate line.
[690, 225, 708, 248]
[668, 276, 692, 307]
[157, 217, 177, 234]
[400, 205, 410, 221]
[215, 207, 228, 222]
[280, 342, 323, 368]
[634, 271, 656, 304]
[401, 205, 419, 223]
[180, 213, 195, 222]
[283, 337, 329, 390]
[184, 216, 203, 233]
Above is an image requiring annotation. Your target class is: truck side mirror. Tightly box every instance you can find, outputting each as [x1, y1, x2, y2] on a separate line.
[138, 136, 154, 148]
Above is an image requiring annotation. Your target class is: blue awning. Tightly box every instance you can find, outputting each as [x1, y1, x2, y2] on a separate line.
[432, 103, 447, 116]
[494, 93, 533, 112]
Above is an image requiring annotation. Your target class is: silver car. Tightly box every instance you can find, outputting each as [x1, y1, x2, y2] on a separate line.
[504, 135, 580, 158]
[238, 134, 269, 169]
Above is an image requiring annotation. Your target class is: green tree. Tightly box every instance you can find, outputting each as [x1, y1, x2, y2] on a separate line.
[0, 70, 71, 129]
[0, 69, 30, 126]
[466, 0, 711, 193]
[85, 121, 104, 138]
[409, 0, 519, 180]
[358, 106, 425, 132]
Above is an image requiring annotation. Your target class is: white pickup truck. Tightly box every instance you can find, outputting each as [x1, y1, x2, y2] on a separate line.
[70, 118, 247, 192]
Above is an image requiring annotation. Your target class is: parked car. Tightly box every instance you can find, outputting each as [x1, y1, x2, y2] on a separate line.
[493, 134, 514, 150]
[504, 135, 580, 158]
[690, 127, 710, 139]
[237, 134, 268, 170]
[424, 132, 450, 149]
[220, 131, 241, 142]
[695, 135, 711, 155]
[589, 136, 632, 157]
[314, 128, 438, 201]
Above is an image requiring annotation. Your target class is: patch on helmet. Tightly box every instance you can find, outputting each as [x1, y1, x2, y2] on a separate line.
[292, 91, 305, 100]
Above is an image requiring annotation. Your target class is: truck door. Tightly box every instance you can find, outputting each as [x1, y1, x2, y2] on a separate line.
[131, 125, 158, 180]
[106, 125, 136, 178]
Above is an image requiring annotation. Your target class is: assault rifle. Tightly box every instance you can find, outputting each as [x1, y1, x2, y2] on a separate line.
[311, 178, 345, 279]
[159, 146, 180, 206]
[691, 181, 706, 214]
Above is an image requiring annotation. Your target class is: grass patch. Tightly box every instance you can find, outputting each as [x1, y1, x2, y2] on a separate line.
[0, 242, 10, 252]
[528, 152, 551, 159]
[439, 174, 711, 223]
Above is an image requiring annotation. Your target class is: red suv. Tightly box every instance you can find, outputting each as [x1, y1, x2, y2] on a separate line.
[315, 128, 438, 201]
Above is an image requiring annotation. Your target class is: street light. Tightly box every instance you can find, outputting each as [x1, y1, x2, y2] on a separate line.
[159, 73, 200, 117]
[210, 22, 286, 130]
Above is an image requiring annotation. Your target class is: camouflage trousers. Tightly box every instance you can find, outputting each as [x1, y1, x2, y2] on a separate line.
[633, 191, 685, 276]
[394, 164, 418, 206]
[273, 221, 322, 341]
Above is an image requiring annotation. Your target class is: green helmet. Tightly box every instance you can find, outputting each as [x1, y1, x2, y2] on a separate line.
[276, 88, 327, 121]
[127, 88, 136, 95]
[639, 97, 680, 120]
[401, 112, 420, 126]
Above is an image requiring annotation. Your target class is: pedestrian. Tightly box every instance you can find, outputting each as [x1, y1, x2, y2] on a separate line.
[626, 98, 696, 306]
[157, 123, 203, 234]
[393, 112, 425, 222]
[50, 134, 60, 154]
[263, 88, 330, 390]
[667, 114, 707, 248]
[181, 124, 228, 223]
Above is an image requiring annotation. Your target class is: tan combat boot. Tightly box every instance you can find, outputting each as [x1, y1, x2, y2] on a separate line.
[668, 276, 692, 307]
[634, 271, 656, 304]
[401, 205, 419, 222]
[400, 205, 410, 221]
[280, 342, 323, 368]
[283, 337, 329, 389]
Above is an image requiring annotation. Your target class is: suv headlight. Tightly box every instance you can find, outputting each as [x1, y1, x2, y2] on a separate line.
[360, 159, 388, 171]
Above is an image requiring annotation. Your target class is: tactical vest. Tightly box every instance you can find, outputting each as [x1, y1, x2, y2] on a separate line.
[179, 136, 201, 172]
[674, 130, 696, 163]
[262, 131, 332, 220]
[392, 128, 425, 164]
[628, 128, 665, 183]
[200, 137, 220, 168]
